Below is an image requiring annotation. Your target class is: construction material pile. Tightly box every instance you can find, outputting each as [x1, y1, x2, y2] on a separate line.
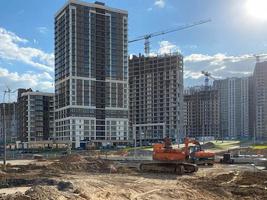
[0, 185, 85, 200]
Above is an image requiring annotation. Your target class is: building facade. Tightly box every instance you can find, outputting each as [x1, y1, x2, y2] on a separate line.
[17, 89, 54, 142]
[54, 0, 129, 147]
[0, 102, 18, 143]
[253, 61, 267, 140]
[184, 87, 219, 139]
[214, 77, 251, 139]
[129, 53, 184, 143]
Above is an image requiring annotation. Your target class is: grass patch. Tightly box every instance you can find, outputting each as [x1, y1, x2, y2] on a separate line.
[124, 146, 153, 152]
[207, 140, 240, 150]
[251, 144, 267, 150]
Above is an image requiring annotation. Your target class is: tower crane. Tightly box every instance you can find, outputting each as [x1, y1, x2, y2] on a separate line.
[128, 19, 211, 55]
[201, 71, 216, 87]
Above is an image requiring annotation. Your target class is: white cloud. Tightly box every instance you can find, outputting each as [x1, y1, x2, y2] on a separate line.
[184, 53, 267, 86]
[36, 27, 49, 34]
[154, 0, 165, 8]
[0, 67, 54, 101]
[0, 27, 54, 72]
[184, 70, 203, 79]
[149, 40, 180, 57]
[158, 40, 180, 54]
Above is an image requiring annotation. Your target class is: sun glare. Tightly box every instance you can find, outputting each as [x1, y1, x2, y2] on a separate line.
[246, 0, 267, 20]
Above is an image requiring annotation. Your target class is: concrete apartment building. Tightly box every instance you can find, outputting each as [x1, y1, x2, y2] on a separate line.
[214, 77, 251, 139]
[0, 102, 18, 143]
[54, 0, 129, 148]
[253, 61, 267, 140]
[129, 53, 184, 143]
[17, 89, 54, 142]
[184, 87, 219, 139]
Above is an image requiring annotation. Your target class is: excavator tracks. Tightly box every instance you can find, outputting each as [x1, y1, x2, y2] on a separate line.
[139, 161, 198, 175]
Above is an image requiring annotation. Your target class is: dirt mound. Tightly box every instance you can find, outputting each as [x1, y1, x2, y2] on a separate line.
[0, 192, 28, 200]
[202, 142, 215, 149]
[0, 185, 82, 200]
[59, 154, 86, 163]
[190, 170, 267, 200]
[235, 171, 267, 185]
[212, 172, 236, 184]
[26, 185, 87, 200]
[48, 158, 118, 173]
[245, 148, 267, 156]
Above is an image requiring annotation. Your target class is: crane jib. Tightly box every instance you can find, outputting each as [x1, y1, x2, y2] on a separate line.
[128, 19, 211, 55]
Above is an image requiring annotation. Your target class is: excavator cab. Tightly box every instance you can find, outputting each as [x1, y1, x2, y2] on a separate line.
[185, 138, 215, 165]
[189, 145, 201, 154]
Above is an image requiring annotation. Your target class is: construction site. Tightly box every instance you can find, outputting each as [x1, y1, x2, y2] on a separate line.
[0, 138, 266, 200]
[1, 0, 267, 199]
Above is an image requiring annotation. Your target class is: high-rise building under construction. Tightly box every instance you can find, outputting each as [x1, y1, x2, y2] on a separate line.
[183, 86, 220, 139]
[129, 53, 184, 143]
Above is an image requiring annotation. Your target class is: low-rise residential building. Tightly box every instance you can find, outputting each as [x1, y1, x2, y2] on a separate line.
[17, 89, 54, 142]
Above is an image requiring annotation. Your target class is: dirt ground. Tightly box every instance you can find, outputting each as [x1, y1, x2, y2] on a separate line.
[0, 154, 266, 200]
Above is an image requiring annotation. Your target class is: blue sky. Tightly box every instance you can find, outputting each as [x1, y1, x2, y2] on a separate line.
[0, 0, 267, 101]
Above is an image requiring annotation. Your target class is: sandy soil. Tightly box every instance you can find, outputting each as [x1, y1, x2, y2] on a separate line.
[0, 160, 34, 166]
[0, 154, 266, 200]
[0, 187, 30, 195]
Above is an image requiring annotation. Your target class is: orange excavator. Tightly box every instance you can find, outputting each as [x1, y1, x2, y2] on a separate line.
[184, 137, 215, 165]
[139, 137, 215, 174]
